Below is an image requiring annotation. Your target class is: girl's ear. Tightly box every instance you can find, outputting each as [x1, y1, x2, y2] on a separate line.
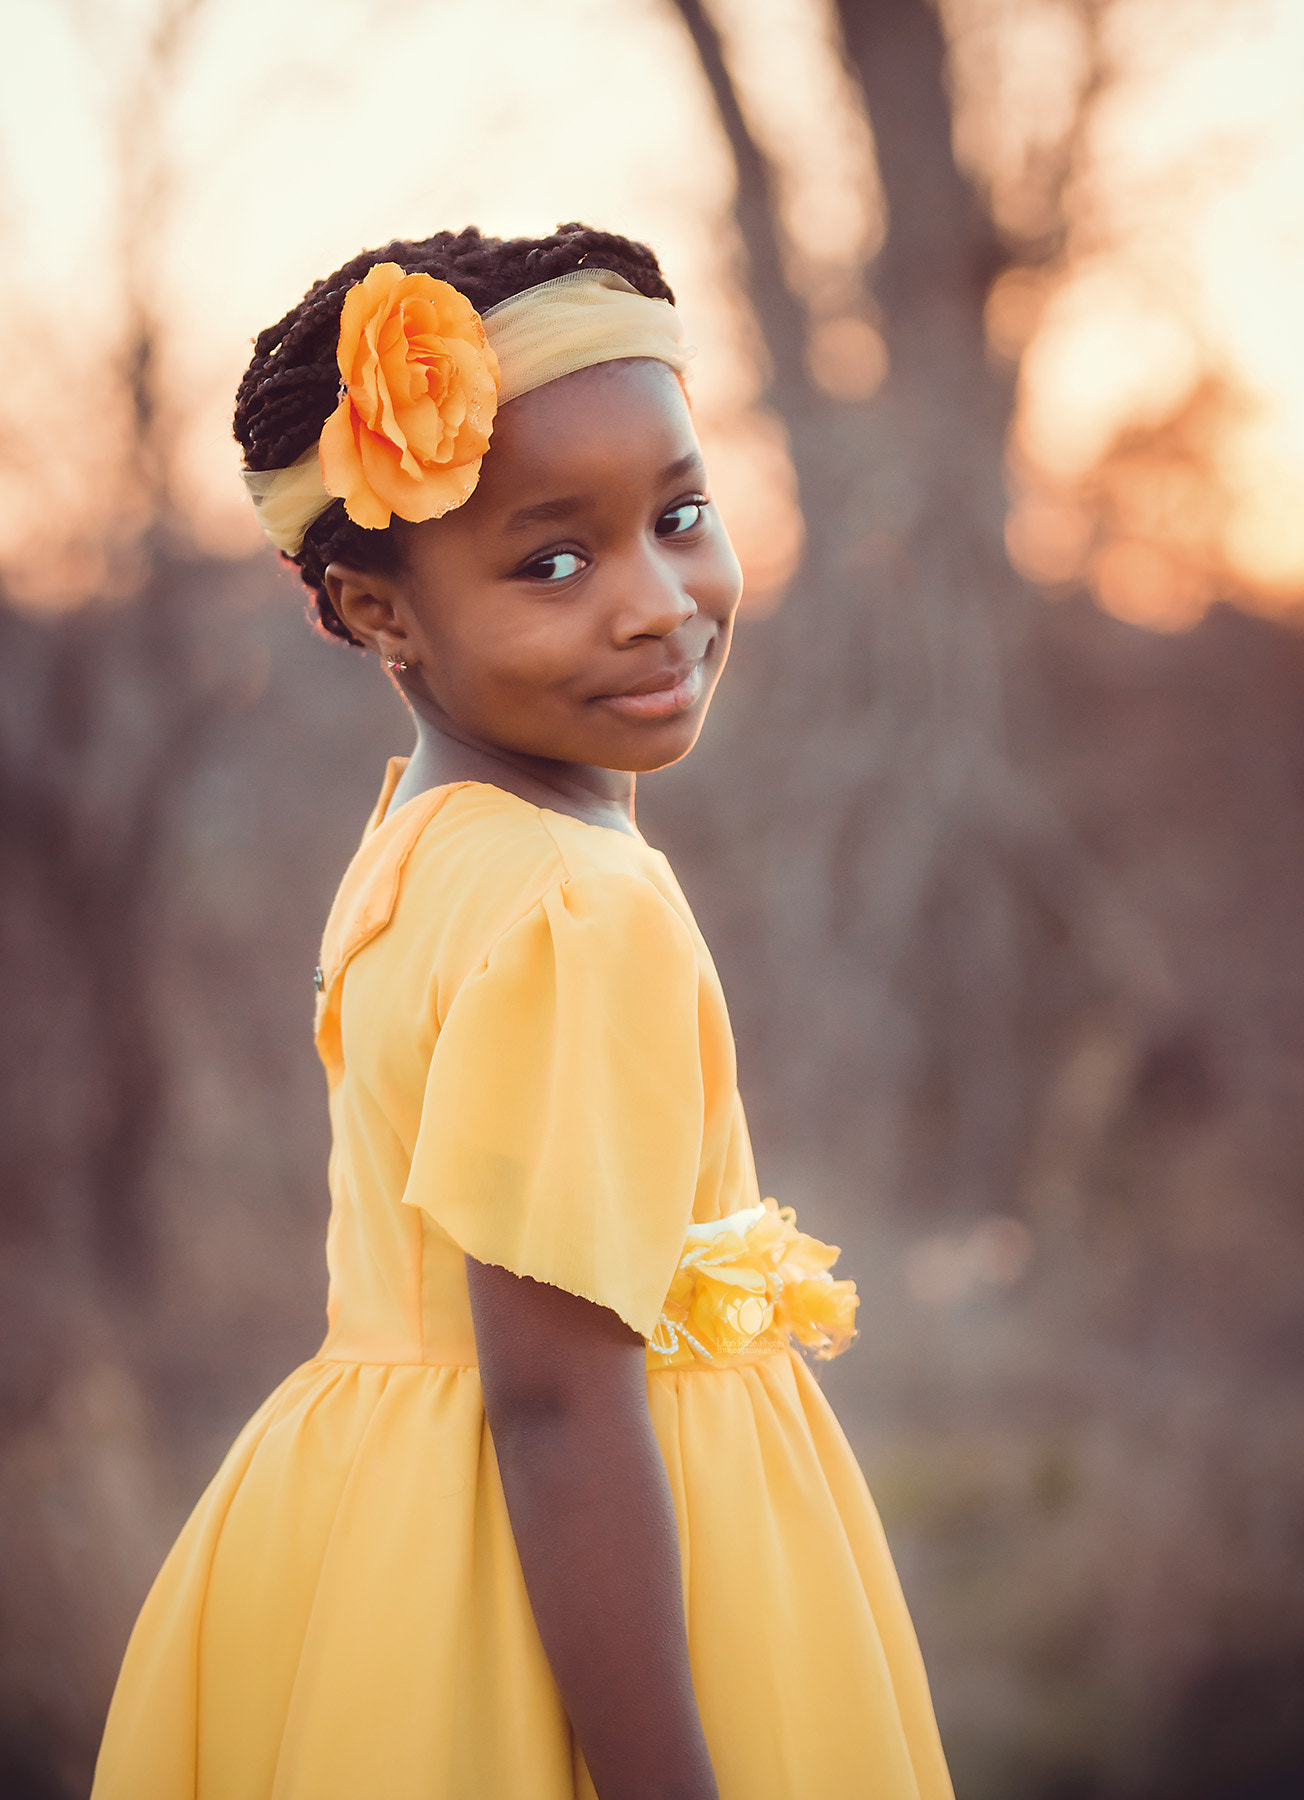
[325, 563, 409, 660]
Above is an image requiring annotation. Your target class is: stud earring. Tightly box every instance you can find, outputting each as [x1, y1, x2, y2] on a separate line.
[385, 654, 409, 674]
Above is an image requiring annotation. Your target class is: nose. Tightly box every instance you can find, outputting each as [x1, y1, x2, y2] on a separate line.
[614, 541, 698, 642]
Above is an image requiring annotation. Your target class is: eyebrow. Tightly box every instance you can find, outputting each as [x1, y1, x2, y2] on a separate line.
[501, 452, 707, 535]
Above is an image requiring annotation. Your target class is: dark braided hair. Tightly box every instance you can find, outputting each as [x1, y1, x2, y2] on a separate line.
[234, 223, 675, 646]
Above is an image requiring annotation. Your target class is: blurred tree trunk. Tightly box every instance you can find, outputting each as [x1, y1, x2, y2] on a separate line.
[0, 6, 239, 1786]
[661, 0, 1161, 1216]
[0, 561, 228, 1285]
[0, 0, 221, 1287]
[0, 551, 242, 1789]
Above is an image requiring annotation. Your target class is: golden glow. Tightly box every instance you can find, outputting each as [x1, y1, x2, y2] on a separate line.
[806, 315, 888, 402]
[981, 0, 1304, 626]
[1015, 271, 1203, 482]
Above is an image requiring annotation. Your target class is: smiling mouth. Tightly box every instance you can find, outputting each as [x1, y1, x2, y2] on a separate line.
[597, 661, 705, 721]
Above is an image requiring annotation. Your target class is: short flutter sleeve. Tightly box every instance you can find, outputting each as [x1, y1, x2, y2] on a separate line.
[403, 871, 706, 1339]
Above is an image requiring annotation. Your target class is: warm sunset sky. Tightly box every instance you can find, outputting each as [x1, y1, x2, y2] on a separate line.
[998, 0, 1304, 621]
[2, 0, 1302, 624]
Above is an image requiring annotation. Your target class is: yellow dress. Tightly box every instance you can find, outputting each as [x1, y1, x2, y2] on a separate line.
[93, 769, 953, 1800]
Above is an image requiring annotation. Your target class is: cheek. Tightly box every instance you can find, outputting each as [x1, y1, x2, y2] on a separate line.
[440, 602, 586, 708]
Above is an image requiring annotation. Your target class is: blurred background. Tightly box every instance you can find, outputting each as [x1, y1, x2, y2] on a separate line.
[1, 0, 1302, 1793]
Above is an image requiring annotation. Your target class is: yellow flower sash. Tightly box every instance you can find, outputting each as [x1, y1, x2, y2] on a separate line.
[646, 1200, 859, 1368]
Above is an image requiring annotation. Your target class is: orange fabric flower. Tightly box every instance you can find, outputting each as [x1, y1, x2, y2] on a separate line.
[318, 263, 501, 531]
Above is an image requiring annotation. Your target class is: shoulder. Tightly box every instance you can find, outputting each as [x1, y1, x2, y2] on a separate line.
[400, 781, 566, 900]
[400, 782, 667, 910]
[393, 783, 696, 988]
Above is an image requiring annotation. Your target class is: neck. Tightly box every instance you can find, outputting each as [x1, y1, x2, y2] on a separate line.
[389, 713, 639, 836]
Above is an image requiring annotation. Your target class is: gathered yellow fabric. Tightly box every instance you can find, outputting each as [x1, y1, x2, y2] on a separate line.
[92, 770, 954, 1800]
[242, 268, 693, 553]
[484, 267, 692, 404]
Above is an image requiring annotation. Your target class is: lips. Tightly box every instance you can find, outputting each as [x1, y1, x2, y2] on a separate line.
[616, 664, 698, 698]
[597, 660, 705, 720]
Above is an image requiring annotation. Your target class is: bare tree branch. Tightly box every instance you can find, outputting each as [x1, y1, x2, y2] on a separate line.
[665, 0, 814, 410]
[833, 0, 1005, 364]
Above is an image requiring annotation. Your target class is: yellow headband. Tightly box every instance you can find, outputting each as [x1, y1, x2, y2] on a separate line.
[241, 266, 692, 555]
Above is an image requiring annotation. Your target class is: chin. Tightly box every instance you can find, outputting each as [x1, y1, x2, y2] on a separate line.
[607, 715, 708, 774]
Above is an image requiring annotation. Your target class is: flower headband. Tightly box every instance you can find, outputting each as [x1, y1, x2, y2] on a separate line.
[241, 264, 693, 555]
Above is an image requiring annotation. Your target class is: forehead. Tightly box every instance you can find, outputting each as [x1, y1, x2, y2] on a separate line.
[471, 359, 700, 511]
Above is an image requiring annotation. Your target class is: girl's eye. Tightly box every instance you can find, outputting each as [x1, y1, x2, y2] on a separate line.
[656, 498, 708, 538]
[521, 549, 587, 583]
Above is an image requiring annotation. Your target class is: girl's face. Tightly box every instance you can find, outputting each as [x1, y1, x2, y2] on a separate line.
[329, 358, 743, 775]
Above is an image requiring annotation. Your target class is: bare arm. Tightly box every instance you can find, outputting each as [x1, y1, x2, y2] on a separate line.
[466, 1257, 718, 1800]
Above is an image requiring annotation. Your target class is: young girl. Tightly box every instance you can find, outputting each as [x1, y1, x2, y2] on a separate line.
[93, 223, 953, 1800]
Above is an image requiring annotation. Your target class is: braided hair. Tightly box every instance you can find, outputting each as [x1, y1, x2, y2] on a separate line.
[233, 223, 676, 646]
